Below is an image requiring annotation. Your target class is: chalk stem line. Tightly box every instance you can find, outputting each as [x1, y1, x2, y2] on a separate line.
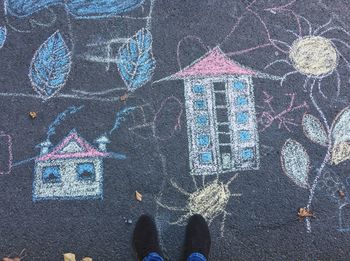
[305, 79, 332, 233]
[0, 92, 121, 102]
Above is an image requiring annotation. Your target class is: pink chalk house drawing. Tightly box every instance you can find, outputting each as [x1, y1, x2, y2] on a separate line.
[158, 47, 280, 175]
[33, 129, 118, 200]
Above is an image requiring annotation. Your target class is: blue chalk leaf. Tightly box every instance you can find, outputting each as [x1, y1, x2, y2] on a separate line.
[0, 26, 6, 48]
[29, 31, 71, 100]
[117, 28, 156, 91]
[6, 0, 145, 18]
[66, 0, 145, 18]
[110, 107, 135, 135]
[281, 139, 310, 189]
[6, 0, 62, 18]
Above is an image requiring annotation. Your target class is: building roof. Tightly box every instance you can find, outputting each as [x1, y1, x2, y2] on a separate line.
[37, 130, 109, 162]
[155, 47, 281, 81]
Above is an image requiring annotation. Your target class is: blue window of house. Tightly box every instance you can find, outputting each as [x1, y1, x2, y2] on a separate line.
[239, 130, 251, 142]
[196, 115, 209, 126]
[232, 81, 246, 91]
[42, 166, 61, 183]
[194, 100, 207, 110]
[241, 148, 254, 160]
[236, 112, 249, 124]
[199, 152, 213, 164]
[192, 84, 205, 94]
[236, 96, 248, 106]
[197, 135, 210, 147]
[77, 163, 95, 181]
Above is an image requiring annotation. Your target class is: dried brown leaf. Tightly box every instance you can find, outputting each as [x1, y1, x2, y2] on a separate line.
[135, 191, 143, 202]
[29, 112, 37, 119]
[297, 207, 314, 220]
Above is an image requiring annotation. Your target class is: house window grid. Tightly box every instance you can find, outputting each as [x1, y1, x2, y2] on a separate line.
[186, 79, 217, 174]
[228, 77, 258, 167]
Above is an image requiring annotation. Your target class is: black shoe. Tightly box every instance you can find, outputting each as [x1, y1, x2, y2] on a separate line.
[183, 214, 211, 260]
[133, 214, 162, 260]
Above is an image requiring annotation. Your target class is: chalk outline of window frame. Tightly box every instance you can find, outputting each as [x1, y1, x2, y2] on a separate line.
[76, 162, 96, 182]
[42, 165, 62, 183]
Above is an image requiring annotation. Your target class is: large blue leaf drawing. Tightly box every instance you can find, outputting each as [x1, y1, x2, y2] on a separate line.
[29, 31, 71, 100]
[6, 0, 145, 18]
[67, 0, 145, 18]
[117, 28, 156, 91]
[6, 0, 61, 17]
[0, 26, 6, 48]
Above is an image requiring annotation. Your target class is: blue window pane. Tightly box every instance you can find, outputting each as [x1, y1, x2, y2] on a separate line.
[236, 96, 248, 106]
[42, 166, 61, 183]
[236, 112, 249, 124]
[196, 115, 209, 126]
[239, 130, 251, 142]
[77, 163, 95, 181]
[194, 100, 207, 110]
[197, 135, 210, 147]
[232, 81, 246, 90]
[241, 148, 254, 160]
[192, 84, 205, 94]
[199, 152, 213, 164]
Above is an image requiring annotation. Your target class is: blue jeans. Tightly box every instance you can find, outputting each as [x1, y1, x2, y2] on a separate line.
[143, 252, 206, 261]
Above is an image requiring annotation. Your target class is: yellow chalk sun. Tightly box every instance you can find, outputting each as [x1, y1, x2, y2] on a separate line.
[289, 36, 338, 77]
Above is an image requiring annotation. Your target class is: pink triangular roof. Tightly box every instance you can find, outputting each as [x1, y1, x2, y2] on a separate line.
[37, 130, 108, 161]
[173, 47, 256, 78]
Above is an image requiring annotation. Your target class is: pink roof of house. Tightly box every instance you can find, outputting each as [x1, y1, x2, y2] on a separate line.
[172, 47, 256, 78]
[37, 131, 109, 162]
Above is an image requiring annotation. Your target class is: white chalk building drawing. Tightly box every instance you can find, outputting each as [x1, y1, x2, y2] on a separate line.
[161, 47, 279, 175]
[33, 130, 111, 200]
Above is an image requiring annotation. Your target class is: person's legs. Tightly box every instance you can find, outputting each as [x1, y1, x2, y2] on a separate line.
[183, 214, 211, 261]
[133, 215, 164, 261]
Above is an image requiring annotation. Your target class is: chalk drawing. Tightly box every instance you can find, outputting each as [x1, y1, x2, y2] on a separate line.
[0, 26, 7, 48]
[29, 30, 72, 100]
[316, 168, 350, 232]
[0, 131, 13, 175]
[302, 113, 329, 147]
[47, 105, 84, 140]
[30, 104, 128, 200]
[117, 28, 156, 92]
[78, 0, 156, 71]
[330, 106, 350, 165]
[281, 139, 310, 189]
[155, 47, 281, 175]
[6, 0, 145, 19]
[33, 130, 117, 201]
[157, 173, 241, 237]
[264, 16, 350, 99]
[110, 107, 136, 135]
[257, 92, 308, 132]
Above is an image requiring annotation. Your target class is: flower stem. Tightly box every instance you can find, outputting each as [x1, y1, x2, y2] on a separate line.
[305, 79, 332, 232]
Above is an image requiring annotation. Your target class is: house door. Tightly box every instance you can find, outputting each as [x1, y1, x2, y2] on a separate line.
[212, 81, 232, 171]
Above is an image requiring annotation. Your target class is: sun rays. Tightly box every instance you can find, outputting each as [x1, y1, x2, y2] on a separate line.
[264, 17, 350, 99]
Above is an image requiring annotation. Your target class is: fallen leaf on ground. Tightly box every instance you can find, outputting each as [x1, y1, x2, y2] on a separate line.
[29, 112, 37, 119]
[297, 207, 314, 220]
[339, 190, 345, 199]
[135, 191, 143, 202]
[81, 258, 93, 261]
[64, 253, 76, 261]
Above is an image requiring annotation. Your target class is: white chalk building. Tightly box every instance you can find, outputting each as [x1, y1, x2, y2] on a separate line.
[162, 47, 279, 175]
[33, 130, 110, 200]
